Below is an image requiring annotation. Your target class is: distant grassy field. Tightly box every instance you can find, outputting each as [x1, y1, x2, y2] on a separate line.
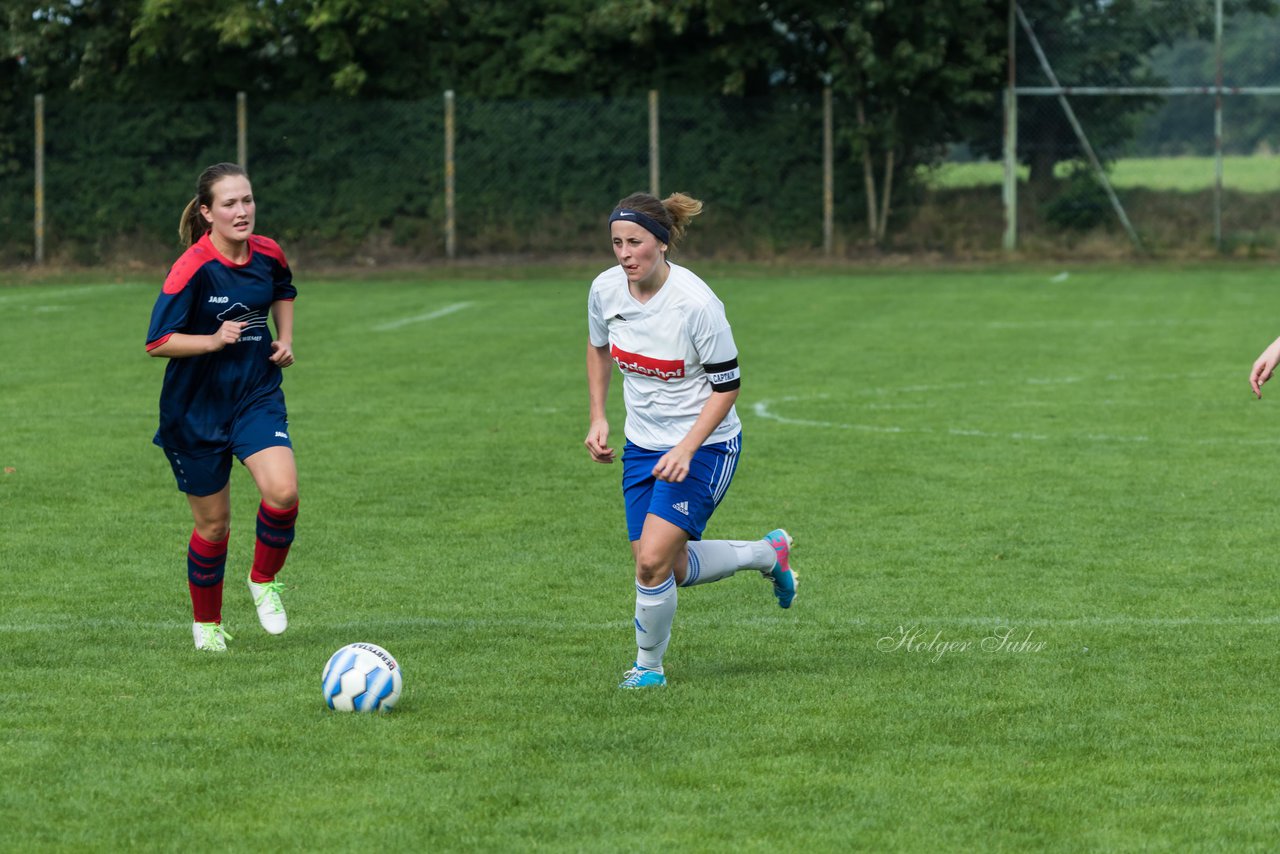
[929, 155, 1280, 192]
[3, 264, 1280, 849]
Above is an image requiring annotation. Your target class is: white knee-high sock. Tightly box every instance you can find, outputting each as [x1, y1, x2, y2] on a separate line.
[635, 575, 677, 671]
[682, 539, 776, 587]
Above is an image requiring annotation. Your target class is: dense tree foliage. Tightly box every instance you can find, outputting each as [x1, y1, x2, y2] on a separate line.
[0, 0, 1012, 252]
[7, 0, 1274, 258]
[763, 0, 1006, 239]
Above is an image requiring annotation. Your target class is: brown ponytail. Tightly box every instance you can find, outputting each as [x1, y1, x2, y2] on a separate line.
[178, 197, 203, 246]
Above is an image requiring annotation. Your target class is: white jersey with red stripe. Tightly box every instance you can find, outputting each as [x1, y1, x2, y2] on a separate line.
[588, 261, 741, 450]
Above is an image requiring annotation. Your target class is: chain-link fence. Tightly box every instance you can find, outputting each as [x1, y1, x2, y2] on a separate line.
[1001, 2, 1280, 255]
[3, 92, 856, 267]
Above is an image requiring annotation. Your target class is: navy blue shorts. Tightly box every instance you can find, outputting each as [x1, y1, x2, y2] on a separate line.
[161, 399, 293, 497]
[621, 434, 741, 542]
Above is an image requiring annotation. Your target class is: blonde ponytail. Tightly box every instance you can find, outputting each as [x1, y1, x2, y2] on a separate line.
[612, 190, 705, 249]
[660, 192, 704, 246]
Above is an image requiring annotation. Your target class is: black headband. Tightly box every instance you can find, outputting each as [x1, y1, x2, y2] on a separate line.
[608, 208, 670, 245]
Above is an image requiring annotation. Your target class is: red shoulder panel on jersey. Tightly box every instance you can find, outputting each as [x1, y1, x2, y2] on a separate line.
[162, 244, 211, 295]
[145, 333, 174, 352]
[250, 235, 289, 268]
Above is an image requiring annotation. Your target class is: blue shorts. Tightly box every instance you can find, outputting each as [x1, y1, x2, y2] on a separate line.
[621, 434, 741, 542]
[161, 399, 293, 497]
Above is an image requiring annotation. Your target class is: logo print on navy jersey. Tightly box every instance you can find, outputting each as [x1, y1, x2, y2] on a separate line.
[673, 501, 689, 515]
[610, 344, 685, 381]
[217, 302, 269, 332]
[208, 295, 229, 304]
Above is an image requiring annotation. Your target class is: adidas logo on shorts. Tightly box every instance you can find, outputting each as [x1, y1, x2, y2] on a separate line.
[673, 501, 689, 515]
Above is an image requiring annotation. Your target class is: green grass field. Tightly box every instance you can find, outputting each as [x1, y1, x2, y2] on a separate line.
[4, 263, 1280, 850]
[930, 155, 1280, 192]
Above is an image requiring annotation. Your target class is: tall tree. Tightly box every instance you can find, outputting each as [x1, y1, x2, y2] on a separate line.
[764, 0, 1006, 243]
[602, 0, 1007, 244]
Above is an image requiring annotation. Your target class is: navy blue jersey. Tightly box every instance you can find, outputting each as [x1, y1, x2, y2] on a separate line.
[146, 233, 296, 454]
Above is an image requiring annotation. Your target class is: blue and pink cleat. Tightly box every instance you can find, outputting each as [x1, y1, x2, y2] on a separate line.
[619, 663, 667, 689]
[763, 529, 797, 608]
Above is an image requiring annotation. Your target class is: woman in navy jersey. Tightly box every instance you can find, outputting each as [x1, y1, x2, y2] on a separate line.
[146, 162, 299, 652]
[585, 191, 798, 689]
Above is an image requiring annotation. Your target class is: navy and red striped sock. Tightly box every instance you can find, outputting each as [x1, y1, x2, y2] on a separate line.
[250, 500, 298, 584]
[188, 529, 228, 624]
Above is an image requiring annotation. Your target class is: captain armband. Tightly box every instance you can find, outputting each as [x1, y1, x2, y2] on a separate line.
[704, 358, 741, 392]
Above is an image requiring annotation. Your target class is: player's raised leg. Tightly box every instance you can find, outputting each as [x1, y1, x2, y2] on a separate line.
[681, 532, 797, 609]
[243, 446, 298, 635]
[682, 538, 776, 586]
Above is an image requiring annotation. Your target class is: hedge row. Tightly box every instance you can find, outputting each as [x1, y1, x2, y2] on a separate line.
[1, 94, 863, 265]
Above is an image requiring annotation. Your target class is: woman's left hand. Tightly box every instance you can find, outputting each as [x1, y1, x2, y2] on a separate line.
[652, 445, 694, 483]
[270, 340, 295, 368]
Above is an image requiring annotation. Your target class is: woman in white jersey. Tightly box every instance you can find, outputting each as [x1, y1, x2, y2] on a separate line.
[585, 191, 797, 689]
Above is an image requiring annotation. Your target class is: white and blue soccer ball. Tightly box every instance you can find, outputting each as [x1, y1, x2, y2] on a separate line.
[322, 642, 403, 712]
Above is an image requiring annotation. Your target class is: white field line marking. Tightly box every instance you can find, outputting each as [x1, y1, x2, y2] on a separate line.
[374, 300, 474, 331]
[874, 615, 1280, 628]
[752, 397, 1124, 443]
[984, 318, 1192, 329]
[753, 372, 1242, 444]
[4, 613, 1280, 634]
[0, 284, 145, 306]
[877, 372, 1215, 399]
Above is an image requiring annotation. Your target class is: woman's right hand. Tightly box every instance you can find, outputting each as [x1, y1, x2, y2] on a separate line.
[585, 418, 616, 463]
[211, 321, 246, 352]
[1250, 337, 1280, 398]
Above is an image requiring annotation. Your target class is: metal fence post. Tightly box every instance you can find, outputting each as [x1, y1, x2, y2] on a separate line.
[1003, 89, 1018, 252]
[1003, 0, 1017, 252]
[34, 94, 45, 265]
[823, 87, 833, 257]
[1213, 0, 1223, 251]
[444, 90, 456, 259]
[649, 90, 660, 196]
[237, 91, 248, 170]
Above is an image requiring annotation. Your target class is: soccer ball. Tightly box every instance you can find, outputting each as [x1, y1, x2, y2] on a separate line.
[322, 642, 403, 712]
